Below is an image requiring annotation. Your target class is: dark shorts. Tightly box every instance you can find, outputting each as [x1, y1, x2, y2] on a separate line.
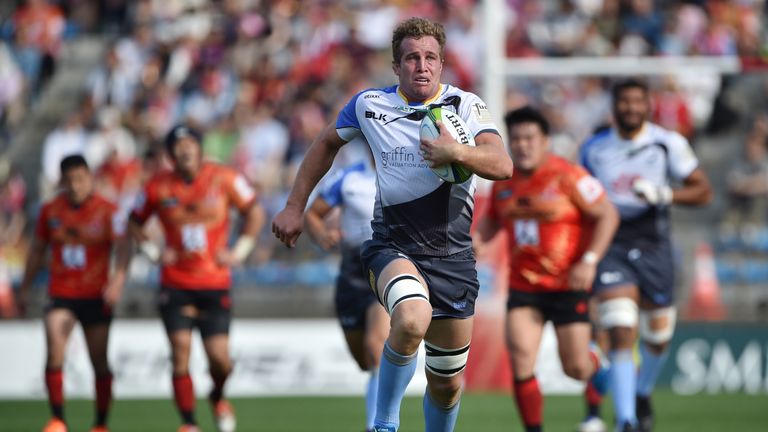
[336, 246, 378, 330]
[158, 287, 231, 338]
[46, 297, 113, 326]
[361, 238, 479, 319]
[593, 242, 675, 306]
[506, 290, 590, 326]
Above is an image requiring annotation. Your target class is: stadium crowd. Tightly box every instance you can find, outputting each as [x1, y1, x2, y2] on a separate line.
[0, 0, 766, 310]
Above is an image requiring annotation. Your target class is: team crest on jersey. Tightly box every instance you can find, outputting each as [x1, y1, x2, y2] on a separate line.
[84, 220, 104, 236]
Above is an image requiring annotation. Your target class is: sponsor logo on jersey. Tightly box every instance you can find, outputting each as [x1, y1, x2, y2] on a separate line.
[380, 147, 428, 169]
[576, 175, 604, 204]
[472, 102, 493, 124]
[48, 218, 61, 229]
[496, 189, 513, 200]
[364, 93, 380, 99]
[365, 110, 388, 122]
[160, 197, 179, 208]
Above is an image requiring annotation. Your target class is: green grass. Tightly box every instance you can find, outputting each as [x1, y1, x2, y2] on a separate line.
[1, 390, 766, 431]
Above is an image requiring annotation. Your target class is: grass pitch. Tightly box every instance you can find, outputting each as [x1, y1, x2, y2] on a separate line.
[1, 390, 766, 431]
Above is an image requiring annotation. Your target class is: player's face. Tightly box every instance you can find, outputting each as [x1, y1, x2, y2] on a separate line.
[508, 122, 549, 173]
[171, 137, 202, 176]
[393, 36, 443, 103]
[613, 87, 649, 133]
[62, 166, 93, 204]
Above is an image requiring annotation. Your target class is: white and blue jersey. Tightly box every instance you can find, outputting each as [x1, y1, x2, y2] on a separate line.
[319, 160, 376, 248]
[580, 122, 698, 245]
[335, 84, 499, 256]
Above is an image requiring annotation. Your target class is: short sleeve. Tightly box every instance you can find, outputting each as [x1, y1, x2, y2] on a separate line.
[226, 170, 257, 212]
[665, 131, 699, 181]
[459, 92, 500, 138]
[562, 166, 606, 211]
[336, 90, 365, 134]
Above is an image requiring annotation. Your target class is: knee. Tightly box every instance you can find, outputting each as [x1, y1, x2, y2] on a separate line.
[364, 335, 386, 369]
[91, 359, 111, 376]
[562, 359, 593, 381]
[428, 376, 463, 407]
[208, 356, 232, 378]
[390, 306, 430, 345]
[639, 307, 676, 354]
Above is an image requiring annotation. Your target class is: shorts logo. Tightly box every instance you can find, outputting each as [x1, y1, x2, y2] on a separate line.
[575, 301, 588, 314]
[600, 271, 623, 285]
[453, 300, 467, 310]
[368, 270, 376, 292]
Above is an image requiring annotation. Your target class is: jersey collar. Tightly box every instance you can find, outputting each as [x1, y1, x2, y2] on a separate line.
[397, 84, 444, 107]
[613, 122, 650, 145]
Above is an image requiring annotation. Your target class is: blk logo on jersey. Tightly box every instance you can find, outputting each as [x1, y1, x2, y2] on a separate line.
[365, 111, 387, 122]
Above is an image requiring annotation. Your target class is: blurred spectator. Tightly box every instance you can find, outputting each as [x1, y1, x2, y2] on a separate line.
[86, 106, 137, 170]
[721, 115, 768, 232]
[235, 104, 289, 195]
[87, 44, 138, 110]
[621, 0, 664, 51]
[11, 0, 65, 89]
[0, 160, 26, 248]
[40, 112, 88, 197]
[181, 67, 237, 129]
[652, 76, 694, 139]
[0, 41, 24, 141]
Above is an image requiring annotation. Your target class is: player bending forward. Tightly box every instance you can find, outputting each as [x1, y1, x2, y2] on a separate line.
[129, 125, 265, 432]
[19, 155, 131, 432]
[476, 107, 617, 432]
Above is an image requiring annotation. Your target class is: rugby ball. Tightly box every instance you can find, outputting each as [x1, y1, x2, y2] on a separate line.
[419, 107, 475, 183]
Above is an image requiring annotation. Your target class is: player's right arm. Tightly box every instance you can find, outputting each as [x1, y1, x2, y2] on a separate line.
[128, 182, 163, 262]
[17, 206, 51, 316]
[305, 197, 341, 251]
[272, 122, 347, 247]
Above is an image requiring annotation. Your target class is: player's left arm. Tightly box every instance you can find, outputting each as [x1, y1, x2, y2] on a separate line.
[219, 172, 265, 266]
[424, 125, 514, 181]
[567, 174, 620, 291]
[104, 211, 132, 306]
[671, 167, 713, 206]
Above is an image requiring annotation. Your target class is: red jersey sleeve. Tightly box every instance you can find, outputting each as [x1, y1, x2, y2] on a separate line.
[561, 165, 606, 212]
[223, 168, 257, 212]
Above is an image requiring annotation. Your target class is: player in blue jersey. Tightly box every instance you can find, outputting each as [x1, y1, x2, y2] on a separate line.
[305, 153, 389, 432]
[579, 79, 712, 432]
[273, 17, 514, 432]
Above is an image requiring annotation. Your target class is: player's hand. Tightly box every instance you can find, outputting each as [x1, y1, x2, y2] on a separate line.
[161, 248, 179, 265]
[568, 261, 597, 291]
[316, 229, 341, 251]
[103, 275, 125, 307]
[632, 178, 673, 205]
[420, 121, 461, 167]
[215, 249, 240, 267]
[272, 205, 304, 248]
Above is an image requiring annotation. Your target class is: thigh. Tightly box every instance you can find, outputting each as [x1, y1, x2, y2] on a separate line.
[342, 328, 367, 370]
[417, 248, 479, 319]
[44, 302, 78, 360]
[554, 321, 593, 367]
[593, 244, 640, 297]
[158, 287, 196, 334]
[505, 304, 545, 379]
[361, 239, 428, 302]
[195, 291, 231, 339]
[335, 267, 379, 331]
[634, 243, 676, 307]
[202, 333, 231, 369]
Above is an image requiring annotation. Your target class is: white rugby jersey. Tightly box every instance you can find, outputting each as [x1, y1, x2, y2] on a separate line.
[579, 122, 698, 243]
[335, 84, 499, 256]
[320, 160, 376, 248]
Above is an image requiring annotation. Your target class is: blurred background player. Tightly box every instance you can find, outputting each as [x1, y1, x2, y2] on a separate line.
[305, 149, 388, 432]
[579, 79, 713, 432]
[128, 125, 265, 432]
[18, 154, 131, 432]
[273, 17, 514, 432]
[476, 106, 617, 432]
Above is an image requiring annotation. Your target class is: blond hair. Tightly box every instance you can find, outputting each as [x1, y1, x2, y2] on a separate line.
[391, 17, 446, 63]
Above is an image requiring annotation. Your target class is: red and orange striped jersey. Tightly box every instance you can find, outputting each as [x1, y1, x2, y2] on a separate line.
[36, 194, 124, 299]
[131, 163, 256, 290]
[488, 155, 606, 293]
